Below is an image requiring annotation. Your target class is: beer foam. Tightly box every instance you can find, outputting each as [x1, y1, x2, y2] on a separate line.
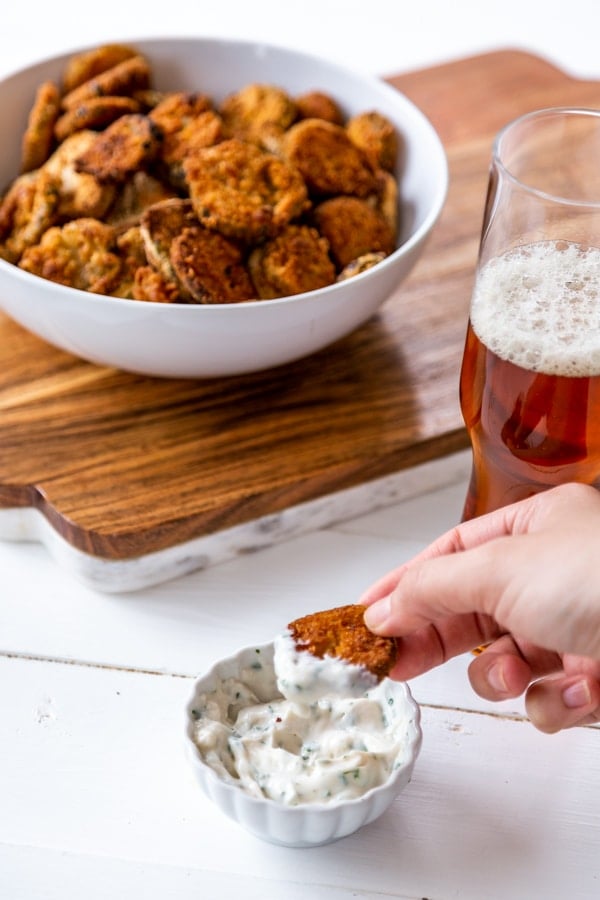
[471, 241, 600, 376]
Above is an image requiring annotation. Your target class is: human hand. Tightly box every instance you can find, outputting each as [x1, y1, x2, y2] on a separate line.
[361, 482, 600, 733]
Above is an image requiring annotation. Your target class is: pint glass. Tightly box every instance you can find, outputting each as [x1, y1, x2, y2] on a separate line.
[460, 108, 600, 520]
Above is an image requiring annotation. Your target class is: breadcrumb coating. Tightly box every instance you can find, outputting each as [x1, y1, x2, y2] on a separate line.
[288, 604, 397, 681]
[61, 55, 151, 111]
[21, 81, 61, 173]
[106, 171, 176, 229]
[337, 251, 387, 281]
[43, 130, 116, 220]
[61, 44, 138, 94]
[248, 224, 335, 298]
[312, 195, 395, 269]
[170, 224, 255, 303]
[295, 90, 344, 125]
[220, 83, 297, 146]
[282, 119, 376, 198]
[54, 95, 141, 143]
[132, 265, 181, 303]
[139, 198, 198, 293]
[0, 171, 59, 263]
[109, 225, 148, 297]
[184, 138, 309, 242]
[18, 218, 121, 294]
[346, 110, 398, 172]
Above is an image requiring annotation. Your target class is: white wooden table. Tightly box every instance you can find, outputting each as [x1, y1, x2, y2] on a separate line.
[2, 5, 600, 897]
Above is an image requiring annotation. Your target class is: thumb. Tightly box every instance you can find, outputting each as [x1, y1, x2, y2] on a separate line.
[364, 530, 600, 661]
[364, 537, 511, 634]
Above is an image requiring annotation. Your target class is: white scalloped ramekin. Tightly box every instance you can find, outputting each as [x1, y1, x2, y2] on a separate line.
[185, 641, 422, 847]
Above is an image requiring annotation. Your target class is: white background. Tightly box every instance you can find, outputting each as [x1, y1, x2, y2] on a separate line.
[2, 0, 600, 82]
[2, 3, 600, 898]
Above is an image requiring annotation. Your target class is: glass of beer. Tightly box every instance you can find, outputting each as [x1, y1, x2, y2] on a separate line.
[460, 108, 600, 519]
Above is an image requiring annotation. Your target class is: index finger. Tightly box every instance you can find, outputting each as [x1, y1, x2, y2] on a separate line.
[360, 496, 531, 606]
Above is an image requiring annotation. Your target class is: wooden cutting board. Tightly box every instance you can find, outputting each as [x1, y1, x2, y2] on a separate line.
[2, 49, 599, 561]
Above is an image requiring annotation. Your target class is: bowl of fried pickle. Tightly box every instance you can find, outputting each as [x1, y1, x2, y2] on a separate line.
[0, 37, 448, 377]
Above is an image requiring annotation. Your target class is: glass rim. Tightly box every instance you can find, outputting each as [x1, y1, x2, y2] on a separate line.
[493, 106, 600, 208]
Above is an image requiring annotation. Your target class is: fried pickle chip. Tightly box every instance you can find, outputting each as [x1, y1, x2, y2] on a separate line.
[184, 138, 309, 242]
[370, 168, 399, 236]
[164, 108, 223, 160]
[61, 44, 138, 94]
[106, 171, 177, 229]
[0, 170, 59, 263]
[132, 265, 181, 303]
[149, 92, 221, 184]
[161, 111, 223, 187]
[19, 217, 121, 294]
[43, 130, 116, 220]
[21, 81, 61, 173]
[288, 604, 397, 682]
[108, 225, 148, 297]
[337, 251, 387, 281]
[54, 95, 141, 143]
[149, 91, 213, 133]
[312, 195, 395, 269]
[248, 224, 335, 299]
[139, 197, 198, 291]
[295, 90, 344, 125]
[346, 110, 398, 172]
[74, 114, 162, 183]
[132, 89, 168, 111]
[61, 55, 152, 111]
[282, 118, 377, 198]
[170, 224, 255, 303]
[220, 83, 297, 147]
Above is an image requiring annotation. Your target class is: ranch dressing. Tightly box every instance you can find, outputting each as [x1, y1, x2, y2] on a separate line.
[191, 632, 410, 806]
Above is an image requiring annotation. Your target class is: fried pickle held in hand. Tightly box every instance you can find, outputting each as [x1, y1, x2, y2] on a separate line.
[288, 604, 397, 682]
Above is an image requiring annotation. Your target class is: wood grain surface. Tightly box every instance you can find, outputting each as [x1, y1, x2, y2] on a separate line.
[2, 50, 599, 560]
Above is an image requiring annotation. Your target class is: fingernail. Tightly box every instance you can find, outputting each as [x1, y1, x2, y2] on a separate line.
[487, 661, 508, 693]
[562, 679, 592, 709]
[364, 596, 391, 630]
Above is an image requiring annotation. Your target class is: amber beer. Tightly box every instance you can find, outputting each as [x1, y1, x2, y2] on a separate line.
[460, 241, 600, 520]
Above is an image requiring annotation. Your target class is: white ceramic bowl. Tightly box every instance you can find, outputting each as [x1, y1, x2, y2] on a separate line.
[0, 37, 447, 378]
[185, 642, 422, 847]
